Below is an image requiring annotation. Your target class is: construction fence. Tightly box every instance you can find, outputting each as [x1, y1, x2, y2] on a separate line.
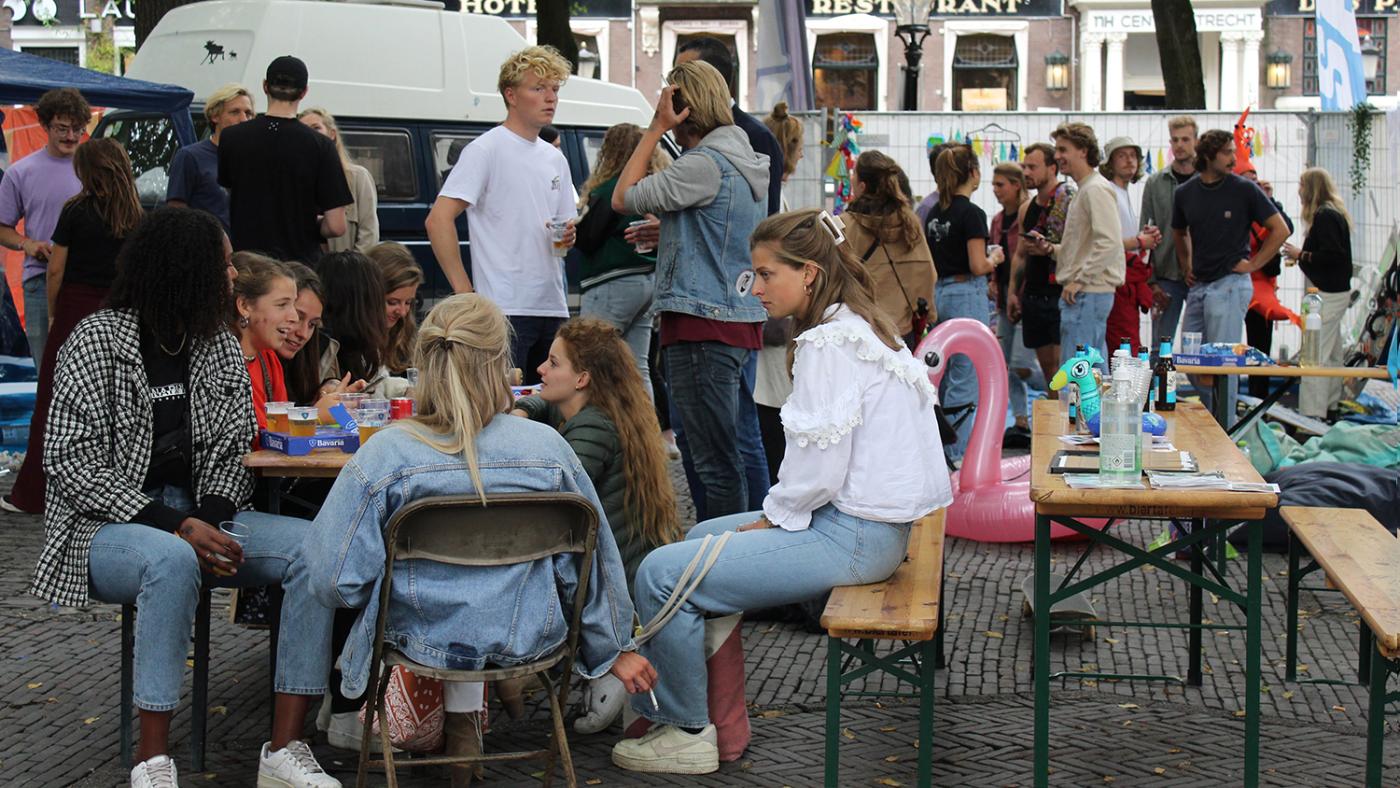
[785, 110, 1397, 360]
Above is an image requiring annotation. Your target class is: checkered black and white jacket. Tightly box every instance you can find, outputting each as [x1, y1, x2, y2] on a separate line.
[30, 309, 257, 607]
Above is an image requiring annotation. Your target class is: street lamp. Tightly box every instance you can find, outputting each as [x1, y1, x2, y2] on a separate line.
[1044, 51, 1069, 91]
[1266, 50, 1293, 90]
[1360, 33, 1382, 86]
[577, 42, 600, 80]
[893, 0, 933, 111]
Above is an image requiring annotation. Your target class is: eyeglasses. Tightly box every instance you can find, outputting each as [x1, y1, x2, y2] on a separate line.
[48, 123, 83, 138]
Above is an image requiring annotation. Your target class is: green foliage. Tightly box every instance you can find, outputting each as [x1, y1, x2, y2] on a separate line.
[1348, 102, 1377, 196]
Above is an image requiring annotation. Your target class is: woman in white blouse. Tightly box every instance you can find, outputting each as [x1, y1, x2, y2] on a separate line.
[611, 208, 952, 776]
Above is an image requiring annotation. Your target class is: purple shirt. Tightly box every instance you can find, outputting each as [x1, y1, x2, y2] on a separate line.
[0, 148, 82, 281]
[915, 190, 939, 225]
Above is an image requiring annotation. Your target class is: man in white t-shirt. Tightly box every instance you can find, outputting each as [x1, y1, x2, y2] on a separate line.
[426, 46, 579, 381]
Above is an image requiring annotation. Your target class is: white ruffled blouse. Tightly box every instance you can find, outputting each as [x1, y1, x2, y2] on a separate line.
[762, 305, 954, 531]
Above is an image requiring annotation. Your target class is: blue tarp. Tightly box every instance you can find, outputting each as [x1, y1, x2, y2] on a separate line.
[0, 47, 196, 145]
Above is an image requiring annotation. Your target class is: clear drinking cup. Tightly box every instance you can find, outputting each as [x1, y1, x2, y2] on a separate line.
[629, 219, 656, 254]
[215, 520, 252, 564]
[288, 406, 319, 437]
[548, 220, 570, 258]
[1182, 332, 1203, 357]
[357, 408, 390, 444]
[265, 401, 293, 433]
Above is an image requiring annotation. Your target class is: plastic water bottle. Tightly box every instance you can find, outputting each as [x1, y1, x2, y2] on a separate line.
[1300, 288, 1323, 367]
[1099, 365, 1142, 484]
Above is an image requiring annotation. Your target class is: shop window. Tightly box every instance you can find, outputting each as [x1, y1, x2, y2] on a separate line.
[340, 128, 418, 202]
[677, 33, 740, 98]
[22, 46, 80, 66]
[1304, 17, 1387, 96]
[952, 34, 1018, 111]
[813, 33, 879, 111]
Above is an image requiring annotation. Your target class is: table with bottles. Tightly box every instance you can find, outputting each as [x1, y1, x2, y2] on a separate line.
[1027, 398, 1278, 788]
[1172, 363, 1393, 433]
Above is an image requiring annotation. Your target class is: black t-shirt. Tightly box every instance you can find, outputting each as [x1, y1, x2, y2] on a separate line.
[50, 198, 125, 289]
[1021, 197, 1061, 297]
[1171, 173, 1279, 283]
[134, 328, 193, 532]
[218, 115, 353, 263]
[926, 195, 989, 279]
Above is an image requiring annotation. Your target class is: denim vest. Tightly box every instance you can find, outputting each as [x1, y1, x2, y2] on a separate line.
[298, 418, 637, 698]
[654, 145, 768, 323]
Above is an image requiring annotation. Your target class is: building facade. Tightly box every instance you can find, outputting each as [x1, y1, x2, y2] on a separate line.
[2, 0, 135, 70]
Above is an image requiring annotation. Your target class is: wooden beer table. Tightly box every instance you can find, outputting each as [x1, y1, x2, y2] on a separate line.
[243, 449, 352, 514]
[1176, 364, 1392, 433]
[1029, 400, 1278, 787]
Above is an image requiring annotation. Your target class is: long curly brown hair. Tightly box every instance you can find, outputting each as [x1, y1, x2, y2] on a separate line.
[556, 318, 680, 551]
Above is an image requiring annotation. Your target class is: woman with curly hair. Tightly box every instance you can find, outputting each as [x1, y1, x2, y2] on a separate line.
[365, 242, 424, 376]
[512, 316, 680, 734]
[30, 207, 339, 788]
[7, 138, 144, 513]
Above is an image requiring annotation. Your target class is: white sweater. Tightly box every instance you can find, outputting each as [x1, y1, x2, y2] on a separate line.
[762, 305, 953, 531]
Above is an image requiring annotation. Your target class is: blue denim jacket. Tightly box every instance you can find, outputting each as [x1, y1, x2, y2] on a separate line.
[300, 416, 638, 698]
[653, 146, 768, 324]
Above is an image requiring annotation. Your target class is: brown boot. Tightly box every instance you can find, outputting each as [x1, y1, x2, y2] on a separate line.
[444, 710, 485, 787]
[494, 677, 526, 720]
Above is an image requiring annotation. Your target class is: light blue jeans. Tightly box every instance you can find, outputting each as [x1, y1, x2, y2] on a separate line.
[934, 276, 989, 461]
[630, 506, 910, 727]
[1058, 291, 1114, 368]
[22, 274, 46, 370]
[581, 273, 655, 401]
[1151, 278, 1189, 352]
[87, 487, 332, 711]
[1181, 272, 1252, 418]
[997, 313, 1030, 421]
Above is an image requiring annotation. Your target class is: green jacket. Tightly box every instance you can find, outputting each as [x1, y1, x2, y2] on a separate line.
[514, 396, 643, 585]
[578, 176, 655, 291]
[1138, 167, 1191, 283]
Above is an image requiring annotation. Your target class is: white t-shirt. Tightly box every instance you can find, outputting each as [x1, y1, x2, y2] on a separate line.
[439, 125, 578, 317]
[1112, 182, 1137, 242]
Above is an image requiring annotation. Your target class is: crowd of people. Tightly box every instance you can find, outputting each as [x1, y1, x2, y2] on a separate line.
[0, 35, 1361, 788]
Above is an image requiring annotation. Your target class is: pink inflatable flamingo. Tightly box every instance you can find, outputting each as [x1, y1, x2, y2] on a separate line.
[915, 318, 1078, 542]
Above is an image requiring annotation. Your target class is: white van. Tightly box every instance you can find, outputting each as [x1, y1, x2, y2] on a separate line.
[101, 0, 658, 296]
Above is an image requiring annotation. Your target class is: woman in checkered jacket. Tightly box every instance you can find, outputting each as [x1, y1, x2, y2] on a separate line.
[28, 208, 341, 788]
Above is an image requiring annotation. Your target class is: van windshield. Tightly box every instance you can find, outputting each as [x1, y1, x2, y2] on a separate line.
[96, 113, 208, 209]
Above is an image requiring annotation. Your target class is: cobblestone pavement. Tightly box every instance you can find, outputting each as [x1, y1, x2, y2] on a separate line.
[4, 449, 1398, 786]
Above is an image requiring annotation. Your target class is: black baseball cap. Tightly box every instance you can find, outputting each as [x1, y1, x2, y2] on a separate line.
[266, 55, 308, 90]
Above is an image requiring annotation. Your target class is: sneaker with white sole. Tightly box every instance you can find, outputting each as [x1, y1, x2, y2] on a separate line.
[0, 495, 23, 514]
[257, 740, 341, 788]
[326, 710, 396, 753]
[574, 673, 626, 734]
[130, 754, 179, 788]
[611, 723, 719, 774]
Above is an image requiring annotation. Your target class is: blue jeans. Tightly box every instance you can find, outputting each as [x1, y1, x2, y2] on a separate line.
[934, 277, 989, 461]
[631, 506, 910, 727]
[22, 274, 46, 370]
[1182, 272, 1252, 418]
[508, 315, 567, 385]
[1152, 278, 1189, 351]
[581, 273, 655, 400]
[664, 342, 752, 519]
[997, 312, 1030, 421]
[87, 488, 332, 711]
[1058, 291, 1114, 368]
[669, 346, 769, 521]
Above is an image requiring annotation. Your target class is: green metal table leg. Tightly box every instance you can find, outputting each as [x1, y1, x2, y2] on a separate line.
[1360, 628, 1374, 686]
[1188, 519, 1204, 686]
[1034, 513, 1051, 788]
[825, 637, 841, 788]
[1366, 642, 1388, 787]
[918, 638, 936, 788]
[1244, 521, 1262, 788]
[1286, 531, 1301, 682]
[1213, 373, 1231, 429]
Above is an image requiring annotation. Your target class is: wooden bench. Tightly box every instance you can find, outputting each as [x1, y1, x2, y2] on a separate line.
[820, 509, 946, 788]
[1282, 506, 1400, 787]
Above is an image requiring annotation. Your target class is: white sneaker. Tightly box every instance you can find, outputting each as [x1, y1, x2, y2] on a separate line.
[574, 673, 627, 734]
[130, 754, 179, 788]
[325, 710, 396, 753]
[611, 723, 719, 774]
[0, 495, 23, 514]
[257, 740, 341, 788]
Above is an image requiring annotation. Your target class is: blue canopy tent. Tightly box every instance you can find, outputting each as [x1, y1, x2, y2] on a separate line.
[0, 47, 196, 145]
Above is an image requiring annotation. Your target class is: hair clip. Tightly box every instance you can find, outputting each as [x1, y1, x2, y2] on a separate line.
[817, 210, 846, 245]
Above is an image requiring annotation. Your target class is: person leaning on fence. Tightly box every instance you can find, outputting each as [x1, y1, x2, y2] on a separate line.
[299, 293, 655, 787]
[29, 207, 339, 788]
[1284, 167, 1355, 419]
[610, 209, 952, 776]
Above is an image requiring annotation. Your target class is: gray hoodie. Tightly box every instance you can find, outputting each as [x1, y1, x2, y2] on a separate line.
[621, 125, 770, 215]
